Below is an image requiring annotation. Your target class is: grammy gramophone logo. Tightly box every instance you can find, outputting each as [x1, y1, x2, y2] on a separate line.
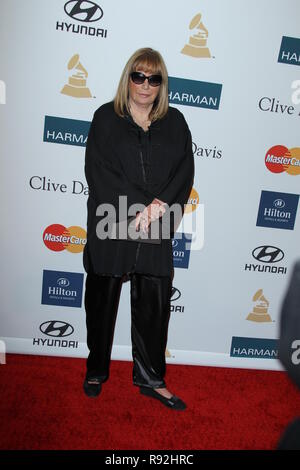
[61, 54, 92, 98]
[181, 13, 211, 58]
[246, 289, 272, 323]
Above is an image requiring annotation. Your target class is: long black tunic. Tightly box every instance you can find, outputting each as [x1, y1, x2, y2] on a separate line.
[83, 101, 194, 277]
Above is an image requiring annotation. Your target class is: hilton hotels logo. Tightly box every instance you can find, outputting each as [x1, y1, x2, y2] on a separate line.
[181, 13, 211, 58]
[172, 234, 192, 269]
[278, 36, 300, 66]
[41, 270, 84, 308]
[61, 54, 92, 98]
[0, 80, 6, 104]
[168, 76, 222, 110]
[256, 190, 299, 230]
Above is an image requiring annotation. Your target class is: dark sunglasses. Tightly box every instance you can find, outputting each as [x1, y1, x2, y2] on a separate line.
[130, 71, 162, 87]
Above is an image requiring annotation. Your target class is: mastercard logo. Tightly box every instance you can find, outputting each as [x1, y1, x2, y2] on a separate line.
[184, 187, 199, 213]
[265, 145, 300, 175]
[43, 224, 87, 253]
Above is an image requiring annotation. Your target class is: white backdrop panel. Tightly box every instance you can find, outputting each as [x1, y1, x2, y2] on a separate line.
[1, 0, 300, 370]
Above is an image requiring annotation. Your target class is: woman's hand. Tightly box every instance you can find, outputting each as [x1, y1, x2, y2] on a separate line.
[135, 198, 167, 233]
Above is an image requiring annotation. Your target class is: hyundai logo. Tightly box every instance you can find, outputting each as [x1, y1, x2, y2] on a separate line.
[252, 246, 284, 263]
[274, 198, 285, 209]
[172, 239, 179, 248]
[171, 287, 181, 302]
[39, 321, 74, 337]
[64, 0, 103, 23]
[57, 277, 70, 287]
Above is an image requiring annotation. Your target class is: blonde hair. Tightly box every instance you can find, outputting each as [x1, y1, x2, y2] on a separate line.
[114, 47, 169, 122]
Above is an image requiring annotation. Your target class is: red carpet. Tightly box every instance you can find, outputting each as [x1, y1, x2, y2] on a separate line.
[0, 354, 300, 450]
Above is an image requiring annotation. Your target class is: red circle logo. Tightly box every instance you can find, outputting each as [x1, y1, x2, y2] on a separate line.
[265, 145, 291, 173]
[43, 224, 86, 253]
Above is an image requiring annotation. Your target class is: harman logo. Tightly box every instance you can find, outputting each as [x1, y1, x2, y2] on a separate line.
[43, 116, 90, 147]
[43, 224, 86, 253]
[56, 0, 107, 38]
[181, 13, 211, 58]
[64, 0, 103, 22]
[170, 287, 184, 313]
[41, 270, 84, 308]
[256, 190, 299, 230]
[278, 36, 300, 66]
[39, 321, 74, 337]
[172, 233, 192, 269]
[61, 54, 92, 98]
[265, 145, 300, 175]
[168, 76, 222, 110]
[230, 337, 278, 359]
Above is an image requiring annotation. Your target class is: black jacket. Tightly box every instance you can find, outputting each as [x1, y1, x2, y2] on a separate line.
[83, 101, 194, 277]
[279, 260, 300, 390]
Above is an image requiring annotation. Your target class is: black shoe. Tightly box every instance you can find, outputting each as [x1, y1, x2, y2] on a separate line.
[140, 386, 187, 410]
[83, 378, 102, 398]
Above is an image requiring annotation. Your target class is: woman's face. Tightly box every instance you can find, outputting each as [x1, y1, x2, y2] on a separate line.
[129, 67, 161, 109]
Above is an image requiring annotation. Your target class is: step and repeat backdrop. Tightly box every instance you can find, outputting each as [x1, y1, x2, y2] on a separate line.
[1, 0, 300, 370]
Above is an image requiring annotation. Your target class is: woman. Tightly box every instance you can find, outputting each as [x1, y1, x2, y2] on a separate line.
[83, 47, 194, 410]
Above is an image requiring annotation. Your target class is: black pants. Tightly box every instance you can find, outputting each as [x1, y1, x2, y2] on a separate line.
[85, 271, 172, 388]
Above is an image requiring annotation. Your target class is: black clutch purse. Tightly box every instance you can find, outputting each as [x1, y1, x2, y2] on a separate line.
[110, 216, 161, 244]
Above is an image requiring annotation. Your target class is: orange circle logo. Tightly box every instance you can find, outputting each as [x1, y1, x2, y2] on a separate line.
[265, 145, 300, 175]
[43, 224, 86, 253]
[184, 187, 199, 213]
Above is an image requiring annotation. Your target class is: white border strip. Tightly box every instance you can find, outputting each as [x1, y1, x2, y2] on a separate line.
[1, 337, 284, 371]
